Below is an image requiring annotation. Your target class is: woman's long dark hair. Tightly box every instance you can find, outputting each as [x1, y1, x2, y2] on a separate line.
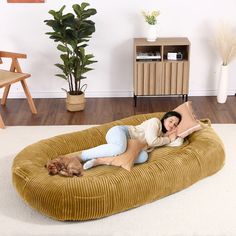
[160, 111, 182, 133]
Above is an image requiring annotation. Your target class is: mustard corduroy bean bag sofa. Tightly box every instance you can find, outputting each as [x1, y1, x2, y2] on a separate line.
[12, 112, 225, 221]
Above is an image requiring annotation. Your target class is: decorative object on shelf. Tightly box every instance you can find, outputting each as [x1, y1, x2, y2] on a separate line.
[167, 52, 183, 60]
[142, 10, 160, 42]
[44, 2, 97, 111]
[136, 52, 161, 61]
[217, 64, 229, 103]
[214, 23, 236, 103]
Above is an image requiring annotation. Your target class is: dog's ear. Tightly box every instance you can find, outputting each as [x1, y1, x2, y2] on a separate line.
[44, 160, 50, 168]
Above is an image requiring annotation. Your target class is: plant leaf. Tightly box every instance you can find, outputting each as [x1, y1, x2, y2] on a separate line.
[55, 74, 67, 80]
[57, 44, 69, 53]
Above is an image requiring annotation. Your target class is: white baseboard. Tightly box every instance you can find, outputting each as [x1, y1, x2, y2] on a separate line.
[0, 90, 134, 98]
[0, 89, 235, 98]
[189, 89, 235, 96]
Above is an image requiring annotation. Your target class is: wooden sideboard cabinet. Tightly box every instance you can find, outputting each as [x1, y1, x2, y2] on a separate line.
[133, 37, 190, 106]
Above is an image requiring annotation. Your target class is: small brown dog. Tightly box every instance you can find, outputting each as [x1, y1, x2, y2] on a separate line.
[45, 156, 84, 177]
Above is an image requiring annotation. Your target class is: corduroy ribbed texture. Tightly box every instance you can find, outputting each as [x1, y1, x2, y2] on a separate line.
[12, 113, 225, 221]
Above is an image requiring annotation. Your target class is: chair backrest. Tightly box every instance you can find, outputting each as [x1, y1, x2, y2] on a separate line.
[0, 51, 27, 72]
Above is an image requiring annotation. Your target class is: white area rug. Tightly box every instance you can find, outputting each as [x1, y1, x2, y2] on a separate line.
[0, 124, 236, 236]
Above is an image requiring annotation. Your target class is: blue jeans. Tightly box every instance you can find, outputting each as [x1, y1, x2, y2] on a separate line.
[81, 126, 148, 164]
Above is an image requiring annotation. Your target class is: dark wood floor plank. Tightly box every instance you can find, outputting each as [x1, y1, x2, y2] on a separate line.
[0, 96, 235, 126]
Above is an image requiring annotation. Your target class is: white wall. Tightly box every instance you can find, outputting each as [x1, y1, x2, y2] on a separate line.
[0, 0, 236, 98]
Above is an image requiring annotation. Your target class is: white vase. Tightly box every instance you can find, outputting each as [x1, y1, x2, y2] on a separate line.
[217, 64, 228, 104]
[146, 24, 157, 42]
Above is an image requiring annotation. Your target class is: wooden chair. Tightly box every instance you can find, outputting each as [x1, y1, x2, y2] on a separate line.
[0, 51, 37, 128]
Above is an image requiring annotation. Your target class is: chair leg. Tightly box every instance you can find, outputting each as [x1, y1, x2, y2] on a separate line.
[0, 113, 5, 128]
[21, 80, 37, 114]
[1, 85, 11, 106]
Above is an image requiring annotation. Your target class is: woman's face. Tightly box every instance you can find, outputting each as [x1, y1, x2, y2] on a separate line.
[164, 116, 180, 132]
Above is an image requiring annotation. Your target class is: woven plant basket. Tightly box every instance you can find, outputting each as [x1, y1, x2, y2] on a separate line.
[66, 92, 85, 112]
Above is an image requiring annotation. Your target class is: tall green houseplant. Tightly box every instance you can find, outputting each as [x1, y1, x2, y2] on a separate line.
[44, 2, 97, 98]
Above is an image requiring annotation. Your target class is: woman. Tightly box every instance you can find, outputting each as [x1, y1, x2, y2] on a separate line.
[81, 111, 182, 170]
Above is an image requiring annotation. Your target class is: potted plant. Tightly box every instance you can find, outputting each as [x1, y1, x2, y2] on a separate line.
[142, 10, 160, 42]
[44, 2, 97, 111]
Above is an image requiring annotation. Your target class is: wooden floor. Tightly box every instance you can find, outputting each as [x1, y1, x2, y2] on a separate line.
[0, 96, 236, 126]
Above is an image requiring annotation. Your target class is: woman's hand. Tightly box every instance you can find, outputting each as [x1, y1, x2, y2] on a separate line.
[164, 127, 176, 136]
[167, 129, 178, 142]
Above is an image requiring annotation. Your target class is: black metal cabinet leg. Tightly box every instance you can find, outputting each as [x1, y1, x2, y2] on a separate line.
[185, 94, 188, 101]
[182, 94, 188, 102]
[134, 95, 137, 107]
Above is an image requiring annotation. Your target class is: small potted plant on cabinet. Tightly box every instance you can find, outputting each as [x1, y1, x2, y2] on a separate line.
[45, 2, 97, 111]
[142, 10, 160, 42]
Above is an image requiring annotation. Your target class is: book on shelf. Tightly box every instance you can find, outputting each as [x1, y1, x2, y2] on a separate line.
[136, 52, 161, 60]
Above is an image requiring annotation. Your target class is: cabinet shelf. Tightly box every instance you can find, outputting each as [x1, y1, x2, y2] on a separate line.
[133, 37, 190, 106]
[163, 59, 188, 62]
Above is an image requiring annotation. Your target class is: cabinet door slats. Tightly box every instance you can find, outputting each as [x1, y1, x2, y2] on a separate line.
[164, 63, 171, 94]
[136, 62, 163, 95]
[177, 62, 183, 93]
[135, 61, 189, 95]
[143, 63, 150, 95]
[149, 63, 156, 95]
[171, 63, 177, 94]
[137, 63, 143, 95]
[155, 63, 162, 94]
[182, 61, 189, 94]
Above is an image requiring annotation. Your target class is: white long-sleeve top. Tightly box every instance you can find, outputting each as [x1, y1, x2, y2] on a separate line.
[127, 118, 171, 152]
